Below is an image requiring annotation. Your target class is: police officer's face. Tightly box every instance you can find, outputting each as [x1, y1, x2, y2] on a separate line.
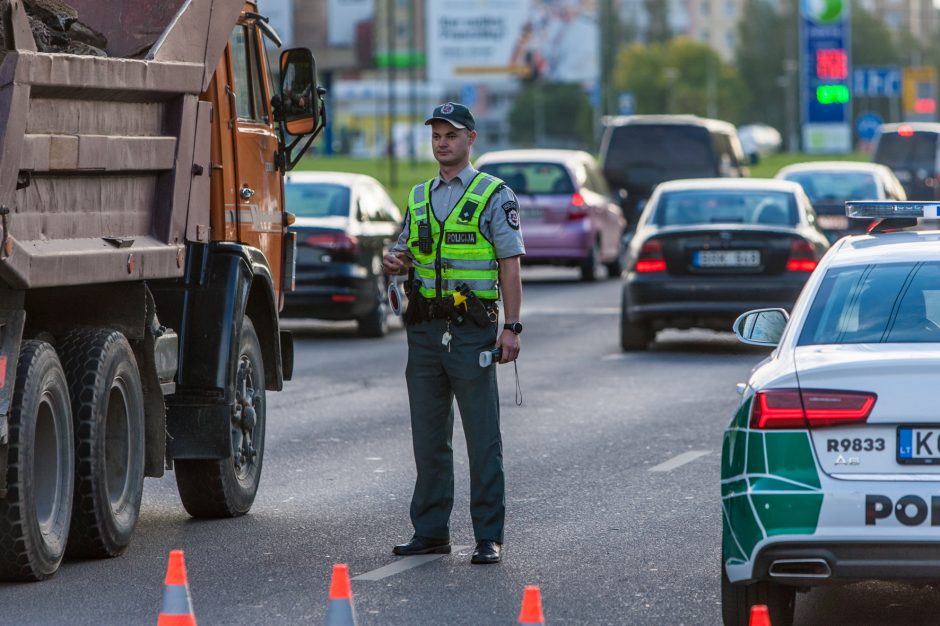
[431, 121, 476, 167]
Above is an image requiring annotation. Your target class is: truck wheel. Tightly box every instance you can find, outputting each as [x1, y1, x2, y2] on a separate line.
[175, 317, 266, 517]
[721, 565, 795, 626]
[0, 341, 74, 581]
[580, 241, 602, 282]
[60, 329, 145, 558]
[620, 287, 652, 351]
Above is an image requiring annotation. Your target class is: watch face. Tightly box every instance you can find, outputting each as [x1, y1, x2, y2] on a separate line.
[506, 322, 522, 334]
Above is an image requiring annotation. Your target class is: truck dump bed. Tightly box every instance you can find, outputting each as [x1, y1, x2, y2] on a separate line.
[0, 0, 243, 289]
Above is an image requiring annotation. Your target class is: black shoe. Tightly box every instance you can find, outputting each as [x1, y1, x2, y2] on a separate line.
[470, 540, 502, 564]
[392, 536, 451, 556]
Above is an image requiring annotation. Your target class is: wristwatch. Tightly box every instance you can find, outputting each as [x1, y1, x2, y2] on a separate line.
[503, 322, 523, 335]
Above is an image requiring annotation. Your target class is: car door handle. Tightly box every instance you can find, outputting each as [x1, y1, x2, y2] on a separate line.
[240, 186, 256, 199]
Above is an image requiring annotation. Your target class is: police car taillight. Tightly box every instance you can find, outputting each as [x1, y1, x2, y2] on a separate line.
[750, 389, 877, 429]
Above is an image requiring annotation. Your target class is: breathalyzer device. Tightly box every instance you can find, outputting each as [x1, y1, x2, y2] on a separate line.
[479, 347, 502, 367]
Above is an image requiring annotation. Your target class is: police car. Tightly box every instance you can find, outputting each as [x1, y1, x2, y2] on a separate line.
[722, 201, 940, 626]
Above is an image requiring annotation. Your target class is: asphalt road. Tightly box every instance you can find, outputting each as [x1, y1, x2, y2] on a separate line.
[5, 268, 940, 625]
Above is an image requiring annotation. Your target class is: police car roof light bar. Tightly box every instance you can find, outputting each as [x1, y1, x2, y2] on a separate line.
[845, 201, 940, 220]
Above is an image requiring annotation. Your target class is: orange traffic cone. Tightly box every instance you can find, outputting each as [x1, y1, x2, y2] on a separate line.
[158, 549, 197, 626]
[325, 564, 358, 626]
[518, 585, 545, 625]
[749, 604, 771, 626]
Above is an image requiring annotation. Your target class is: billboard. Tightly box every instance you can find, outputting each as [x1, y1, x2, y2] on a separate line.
[799, 0, 852, 153]
[426, 0, 599, 85]
[328, 0, 374, 47]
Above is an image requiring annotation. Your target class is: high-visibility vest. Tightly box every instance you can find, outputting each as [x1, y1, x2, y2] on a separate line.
[407, 172, 503, 300]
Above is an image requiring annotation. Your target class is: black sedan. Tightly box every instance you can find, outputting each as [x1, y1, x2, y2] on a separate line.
[282, 172, 403, 337]
[620, 178, 830, 350]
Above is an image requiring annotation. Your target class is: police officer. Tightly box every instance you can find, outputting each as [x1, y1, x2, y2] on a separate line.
[382, 102, 524, 565]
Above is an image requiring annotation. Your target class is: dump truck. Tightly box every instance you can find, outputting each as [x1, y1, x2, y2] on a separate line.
[0, 0, 324, 580]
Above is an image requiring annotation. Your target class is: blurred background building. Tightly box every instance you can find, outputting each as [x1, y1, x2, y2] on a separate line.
[275, 0, 940, 157]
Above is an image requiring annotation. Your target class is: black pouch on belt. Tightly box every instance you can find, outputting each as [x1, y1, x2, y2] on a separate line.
[403, 279, 423, 325]
[464, 291, 492, 327]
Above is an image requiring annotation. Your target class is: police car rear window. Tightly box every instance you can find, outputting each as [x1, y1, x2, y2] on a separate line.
[799, 262, 940, 345]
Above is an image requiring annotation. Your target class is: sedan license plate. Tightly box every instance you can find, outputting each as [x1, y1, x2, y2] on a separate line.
[519, 206, 544, 220]
[897, 426, 940, 464]
[693, 250, 760, 268]
[817, 215, 849, 231]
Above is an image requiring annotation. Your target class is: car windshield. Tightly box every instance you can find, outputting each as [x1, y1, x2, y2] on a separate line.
[604, 125, 716, 189]
[285, 183, 351, 218]
[799, 262, 940, 345]
[783, 170, 879, 203]
[478, 162, 574, 195]
[652, 190, 799, 227]
[874, 132, 937, 170]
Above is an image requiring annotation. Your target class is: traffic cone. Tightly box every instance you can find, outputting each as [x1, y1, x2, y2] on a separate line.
[325, 564, 358, 626]
[518, 585, 545, 625]
[749, 604, 771, 626]
[158, 549, 196, 626]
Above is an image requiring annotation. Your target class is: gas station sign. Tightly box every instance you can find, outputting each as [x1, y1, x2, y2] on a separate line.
[800, 0, 852, 153]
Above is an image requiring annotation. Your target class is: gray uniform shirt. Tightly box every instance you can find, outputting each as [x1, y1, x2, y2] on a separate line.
[392, 163, 526, 259]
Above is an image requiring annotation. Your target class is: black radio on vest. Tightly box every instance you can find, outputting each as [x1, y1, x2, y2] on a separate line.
[417, 219, 433, 254]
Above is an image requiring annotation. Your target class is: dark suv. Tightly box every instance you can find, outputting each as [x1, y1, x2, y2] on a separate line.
[871, 122, 940, 200]
[599, 115, 750, 228]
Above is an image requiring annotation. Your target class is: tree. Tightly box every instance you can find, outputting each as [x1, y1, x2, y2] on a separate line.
[735, 0, 790, 133]
[508, 82, 595, 148]
[851, 2, 901, 66]
[612, 38, 750, 124]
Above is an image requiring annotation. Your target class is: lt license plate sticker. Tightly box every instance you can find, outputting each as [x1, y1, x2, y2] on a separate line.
[693, 250, 760, 268]
[897, 426, 940, 464]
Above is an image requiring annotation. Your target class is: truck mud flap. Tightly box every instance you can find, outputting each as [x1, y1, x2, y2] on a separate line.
[165, 403, 231, 459]
[0, 305, 25, 496]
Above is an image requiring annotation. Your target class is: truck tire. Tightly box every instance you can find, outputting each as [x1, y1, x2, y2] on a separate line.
[620, 286, 653, 351]
[0, 340, 74, 581]
[175, 317, 266, 517]
[721, 564, 795, 626]
[60, 329, 145, 558]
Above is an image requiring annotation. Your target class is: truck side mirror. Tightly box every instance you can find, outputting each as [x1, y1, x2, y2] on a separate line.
[279, 47, 319, 136]
[276, 47, 327, 170]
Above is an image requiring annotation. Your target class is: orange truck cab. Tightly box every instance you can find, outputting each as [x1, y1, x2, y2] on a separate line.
[0, 0, 324, 581]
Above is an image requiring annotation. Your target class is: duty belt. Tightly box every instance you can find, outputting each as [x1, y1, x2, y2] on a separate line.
[404, 282, 498, 327]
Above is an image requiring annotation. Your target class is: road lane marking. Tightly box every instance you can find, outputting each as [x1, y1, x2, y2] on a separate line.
[649, 450, 710, 472]
[353, 545, 472, 581]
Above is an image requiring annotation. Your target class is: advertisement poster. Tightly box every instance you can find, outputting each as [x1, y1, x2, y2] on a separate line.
[426, 0, 599, 85]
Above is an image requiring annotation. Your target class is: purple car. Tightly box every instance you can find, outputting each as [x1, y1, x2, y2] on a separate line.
[476, 150, 626, 281]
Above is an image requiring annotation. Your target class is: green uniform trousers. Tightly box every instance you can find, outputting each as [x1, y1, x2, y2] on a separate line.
[405, 318, 505, 543]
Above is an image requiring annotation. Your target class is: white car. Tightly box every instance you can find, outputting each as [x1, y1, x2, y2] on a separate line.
[721, 201, 940, 626]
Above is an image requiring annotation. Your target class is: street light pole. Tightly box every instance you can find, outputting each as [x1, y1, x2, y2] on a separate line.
[408, 0, 417, 168]
[386, 0, 398, 188]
